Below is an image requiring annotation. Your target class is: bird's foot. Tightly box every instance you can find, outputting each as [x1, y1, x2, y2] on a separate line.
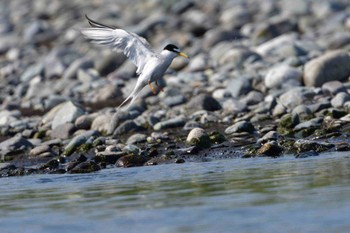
[148, 82, 157, 95]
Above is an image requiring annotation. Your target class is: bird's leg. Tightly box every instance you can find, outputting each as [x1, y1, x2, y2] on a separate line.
[155, 81, 164, 92]
[148, 81, 157, 95]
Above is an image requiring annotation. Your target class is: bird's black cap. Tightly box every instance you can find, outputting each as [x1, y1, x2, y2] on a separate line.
[163, 44, 180, 53]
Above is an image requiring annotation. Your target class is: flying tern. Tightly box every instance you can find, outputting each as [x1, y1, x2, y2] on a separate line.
[80, 15, 189, 110]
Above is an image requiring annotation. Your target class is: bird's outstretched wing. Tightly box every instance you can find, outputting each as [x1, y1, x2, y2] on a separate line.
[81, 15, 156, 74]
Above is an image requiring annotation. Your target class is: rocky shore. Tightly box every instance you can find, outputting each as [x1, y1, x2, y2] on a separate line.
[1, 0, 350, 177]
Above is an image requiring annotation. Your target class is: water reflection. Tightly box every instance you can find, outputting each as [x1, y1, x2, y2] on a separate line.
[1, 152, 350, 232]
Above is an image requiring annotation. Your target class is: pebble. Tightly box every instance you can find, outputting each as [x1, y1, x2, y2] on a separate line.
[264, 65, 302, 89]
[186, 128, 211, 149]
[126, 133, 147, 145]
[225, 77, 251, 98]
[0, 135, 33, 160]
[294, 117, 323, 131]
[186, 94, 221, 112]
[321, 81, 347, 96]
[51, 101, 85, 130]
[163, 95, 187, 107]
[153, 116, 186, 131]
[257, 141, 283, 157]
[225, 121, 255, 134]
[63, 130, 99, 156]
[113, 120, 141, 136]
[50, 123, 76, 139]
[116, 155, 148, 168]
[303, 50, 350, 87]
[331, 92, 350, 108]
[69, 161, 101, 174]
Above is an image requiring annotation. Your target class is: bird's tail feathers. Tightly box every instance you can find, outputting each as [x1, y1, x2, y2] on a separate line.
[116, 82, 144, 112]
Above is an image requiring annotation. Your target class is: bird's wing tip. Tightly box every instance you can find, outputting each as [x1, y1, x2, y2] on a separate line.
[83, 14, 116, 30]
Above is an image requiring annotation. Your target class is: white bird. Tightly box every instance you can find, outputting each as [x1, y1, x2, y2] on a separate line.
[80, 15, 189, 111]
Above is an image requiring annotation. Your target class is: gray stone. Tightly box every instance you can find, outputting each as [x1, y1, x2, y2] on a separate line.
[219, 47, 261, 67]
[188, 53, 210, 72]
[153, 116, 186, 131]
[107, 111, 132, 135]
[51, 123, 76, 139]
[183, 121, 202, 131]
[294, 117, 323, 131]
[95, 51, 126, 76]
[258, 131, 279, 144]
[170, 0, 194, 14]
[89, 82, 123, 107]
[278, 87, 313, 110]
[0, 135, 33, 160]
[75, 114, 95, 130]
[220, 6, 252, 29]
[63, 130, 100, 156]
[281, 0, 310, 16]
[256, 33, 305, 58]
[222, 99, 247, 114]
[257, 141, 283, 157]
[163, 95, 187, 107]
[241, 91, 264, 106]
[212, 89, 232, 100]
[225, 121, 255, 134]
[69, 161, 101, 174]
[264, 65, 302, 89]
[29, 145, 51, 157]
[303, 50, 350, 87]
[186, 94, 221, 112]
[43, 95, 67, 110]
[225, 77, 251, 98]
[51, 101, 85, 129]
[113, 120, 141, 136]
[91, 114, 113, 133]
[322, 81, 347, 96]
[127, 133, 147, 145]
[291, 105, 313, 120]
[186, 127, 211, 149]
[203, 28, 241, 48]
[331, 92, 350, 108]
[44, 53, 66, 79]
[62, 57, 94, 80]
[77, 68, 99, 83]
[20, 63, 44, 83]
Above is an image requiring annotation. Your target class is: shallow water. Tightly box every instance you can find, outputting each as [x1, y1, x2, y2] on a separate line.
[1, 152, 350, 233]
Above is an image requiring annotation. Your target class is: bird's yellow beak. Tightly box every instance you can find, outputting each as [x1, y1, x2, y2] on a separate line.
[178, 52, 189, 59]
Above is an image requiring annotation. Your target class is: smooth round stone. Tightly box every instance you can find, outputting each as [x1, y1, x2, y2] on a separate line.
[224, 121, 255, 134]
[225, 77, 252, 98]
[29, 145, 51, 157]
[186, 94, 221, 112]
[241, 91, 264, 106]
[186, 127, 211, 149]
[264, 65, 302, 89]
[294, 117, 323, 131]
[331, 92, 350, 108]
[188, 53, 210, 72]
[51, 101, 85, 130]
[303, 50, 350, 87]
[126, 133, 147, 145]
[257, 141, 283, 157]
[153, 116, 186, 131]
[212, 89, 232, 100]
[322, 81, 346, 96]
